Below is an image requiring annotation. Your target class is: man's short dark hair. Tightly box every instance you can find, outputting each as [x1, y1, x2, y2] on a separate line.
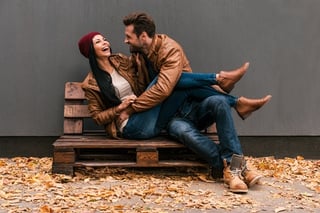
[123, 12, 156, 38]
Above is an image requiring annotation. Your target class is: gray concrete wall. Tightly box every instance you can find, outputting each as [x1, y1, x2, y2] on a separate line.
[0, 0, 319, 136]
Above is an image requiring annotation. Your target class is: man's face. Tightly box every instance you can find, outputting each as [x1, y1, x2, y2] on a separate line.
[124, 24, 143, 52]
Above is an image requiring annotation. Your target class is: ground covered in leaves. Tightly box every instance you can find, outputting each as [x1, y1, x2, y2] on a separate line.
[0, 156, 319, 212]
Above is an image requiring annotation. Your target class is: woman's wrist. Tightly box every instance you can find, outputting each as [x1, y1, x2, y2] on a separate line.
[114, 107, 121, 115]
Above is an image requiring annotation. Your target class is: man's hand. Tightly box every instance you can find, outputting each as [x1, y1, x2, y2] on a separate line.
[133, 52, 141, 67]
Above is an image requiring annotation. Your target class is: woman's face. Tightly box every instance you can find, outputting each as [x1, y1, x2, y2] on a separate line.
[92, 34, 111, 58]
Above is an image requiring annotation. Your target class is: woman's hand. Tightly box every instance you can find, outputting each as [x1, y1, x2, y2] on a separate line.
[117, 95, 137, 112]
[116, 95, 136, 125]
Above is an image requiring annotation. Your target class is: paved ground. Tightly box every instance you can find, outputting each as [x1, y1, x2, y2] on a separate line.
[0, 157, 319, 212]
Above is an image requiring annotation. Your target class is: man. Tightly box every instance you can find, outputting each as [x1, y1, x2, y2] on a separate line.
[121, 12, 271, 193]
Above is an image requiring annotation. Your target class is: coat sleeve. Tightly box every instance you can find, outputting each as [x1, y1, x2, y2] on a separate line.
[83, 88, 119, 126]
[130, 46, 184, 112]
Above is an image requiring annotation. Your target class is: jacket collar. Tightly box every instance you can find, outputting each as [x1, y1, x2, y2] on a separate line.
[108, 54, 121, 70]
[147, 34, 163, 60]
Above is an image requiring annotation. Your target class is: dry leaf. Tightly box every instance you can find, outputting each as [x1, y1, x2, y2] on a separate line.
[39, 205, 53, 213]
[274, 207, 287, 213]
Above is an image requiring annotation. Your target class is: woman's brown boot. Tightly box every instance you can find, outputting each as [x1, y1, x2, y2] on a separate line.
[217, 62, 249, 93]
[235, 95, 272, 120]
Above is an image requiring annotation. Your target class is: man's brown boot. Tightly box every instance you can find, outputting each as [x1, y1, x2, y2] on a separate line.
[241, 161, 263, 187]
[235, 95, 272, 120]
[223, 157, 248, 193]
[216, 62, 249, 93]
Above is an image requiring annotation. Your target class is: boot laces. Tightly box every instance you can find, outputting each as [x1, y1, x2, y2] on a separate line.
[230, 168, 243, 179]
[241, 161, 251, 176]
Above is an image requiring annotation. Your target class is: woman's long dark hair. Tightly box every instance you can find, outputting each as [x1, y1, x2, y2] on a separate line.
[88, 44, 121, 108]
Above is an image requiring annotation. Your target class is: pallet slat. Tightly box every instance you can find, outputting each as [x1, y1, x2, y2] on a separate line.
[64, 105, 90, 118]
[65, 82, 85, 99]
[63, 119, 83, 134]
[74, 160, 206, 167]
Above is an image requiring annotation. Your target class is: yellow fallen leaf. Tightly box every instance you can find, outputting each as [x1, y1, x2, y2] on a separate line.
[198, 174, 215, 183]
[113, 204, 124, 210]
[275, 207, 287, 213]
[297, 156, 304, 160]
[39, 205, 53, 213]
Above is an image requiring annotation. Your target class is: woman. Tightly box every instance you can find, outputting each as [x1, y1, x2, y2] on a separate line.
[78, 32, 271, 139]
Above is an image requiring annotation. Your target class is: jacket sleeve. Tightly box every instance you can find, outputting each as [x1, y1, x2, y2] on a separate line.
[130, 47, 184, 112]
[83, 88, 119, 126]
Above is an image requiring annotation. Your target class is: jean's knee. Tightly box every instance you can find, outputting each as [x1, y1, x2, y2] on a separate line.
[167, 118, 191, 137]
[206, 95, 227, 104]
[205, 96, 229, 110]
[122, 124, 160, 139]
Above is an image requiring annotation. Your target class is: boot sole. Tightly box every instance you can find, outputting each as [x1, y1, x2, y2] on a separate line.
[224, 183, 248, 193]
[247, 175, 263, 187]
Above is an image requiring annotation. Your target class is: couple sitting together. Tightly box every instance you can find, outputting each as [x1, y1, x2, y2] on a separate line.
[77, 12, 272, 193]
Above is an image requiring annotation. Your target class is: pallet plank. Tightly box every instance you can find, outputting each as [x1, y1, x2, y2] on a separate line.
[63, 119, 83, 134]
[65, 82, 85, 99]
[64, 105, 90, 118]
[74, 160, 206, 167]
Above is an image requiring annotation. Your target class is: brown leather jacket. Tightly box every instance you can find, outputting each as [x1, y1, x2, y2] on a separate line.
[81, 53, 148, 138]
[128, 34, 192, 112]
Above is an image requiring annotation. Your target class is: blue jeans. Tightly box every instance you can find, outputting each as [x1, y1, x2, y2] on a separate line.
[122, 89, 189, 139]
[122, 72, 238, 139]
[167, 95, 243, 170]
[121, 104, 162, 139]
[176, 72, 216, 88]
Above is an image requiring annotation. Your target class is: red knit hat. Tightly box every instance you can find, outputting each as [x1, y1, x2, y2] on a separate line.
[78, 32, 101, 58]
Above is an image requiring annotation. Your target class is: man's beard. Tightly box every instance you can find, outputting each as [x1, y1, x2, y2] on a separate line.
[129, 45, 143, 53]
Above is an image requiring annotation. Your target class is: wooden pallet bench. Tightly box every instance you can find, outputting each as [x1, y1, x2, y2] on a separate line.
[52, 82, 219, 176]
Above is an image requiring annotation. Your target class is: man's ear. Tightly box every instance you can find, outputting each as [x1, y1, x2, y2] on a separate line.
[140, 31, 148, 41]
